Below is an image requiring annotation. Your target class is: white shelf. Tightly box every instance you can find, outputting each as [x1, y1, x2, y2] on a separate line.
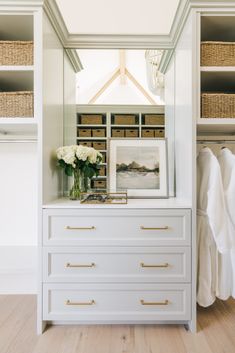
[77, 137, 107, 140]
[43, 197, 192, 209]
[141, 125, 165, 128]
[0, 66, 34, 71]
[201, 66, 235, 72]
[111, 124, 139, 127]
[0, 118, 35, 124]
[77, 124, 106, 127]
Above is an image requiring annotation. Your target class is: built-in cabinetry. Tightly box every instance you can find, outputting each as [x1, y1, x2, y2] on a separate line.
[198, 14, 235, 134]
[0, 11, 42, 137]
[42, 203, 192, 324]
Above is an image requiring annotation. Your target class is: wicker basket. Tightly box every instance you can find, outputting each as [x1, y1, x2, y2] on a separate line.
[78, 141, 92, 147]
[0, 41, 33, 66]
[114, 115, 136, 125]
[155, 129, 165, 137]
[93, 180, 106, 189]
[201, 41, 235, 66]
[99, 166, 106, 176]
[93, 141, 106, 150]
[80, 114, 103, 125]
[144, 114, 165, 125]
[0, 91, 33, 117]
[112, 129, 125, 137]
[77, 129, 91, 137]
[201, 93, 235, 118]
[125, 129, 139, 137]
[92, 129, 106, 137]
[142, 129, 154, 138]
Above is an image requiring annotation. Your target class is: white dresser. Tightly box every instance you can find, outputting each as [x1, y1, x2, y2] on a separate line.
[41, 201, 192, 328]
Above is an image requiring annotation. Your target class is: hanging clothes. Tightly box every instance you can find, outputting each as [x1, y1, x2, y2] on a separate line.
[217, 147, 235, 299]
[197, 147, 229, 307]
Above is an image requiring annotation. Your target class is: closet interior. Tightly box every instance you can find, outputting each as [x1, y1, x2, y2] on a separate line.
[1, 0, 235, 336]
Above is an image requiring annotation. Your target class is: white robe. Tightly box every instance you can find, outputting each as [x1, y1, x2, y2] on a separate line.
[217, 148, 235, 299]
[197, 147, 229, 307]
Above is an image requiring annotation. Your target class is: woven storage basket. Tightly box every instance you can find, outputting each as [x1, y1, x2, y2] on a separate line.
[144, 114, 165, 125]
[80, 114, 103, 125]
[201, 93, 235, 118]
[0, 91, 33, 117]
[114, 115, 136, 125]
[201, 41, 235, 66]
[0, 41, 33, 66]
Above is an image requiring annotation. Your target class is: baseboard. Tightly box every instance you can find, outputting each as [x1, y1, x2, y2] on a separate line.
[0, 246, 37, 294]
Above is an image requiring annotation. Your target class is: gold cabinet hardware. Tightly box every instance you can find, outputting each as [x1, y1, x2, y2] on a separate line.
[140, 262, 169, 268]
[140, 226, 169, 230]
[66, 299, 95, 306]
[66, 262, 95, 268]
[65, 226, 96, 230]
[140, 299, 169, 306]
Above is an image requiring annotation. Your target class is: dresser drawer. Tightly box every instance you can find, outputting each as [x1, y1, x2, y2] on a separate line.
[43, 246, 191, 283]
[43, 209, 191, 246]
[43, 283, 191, 321]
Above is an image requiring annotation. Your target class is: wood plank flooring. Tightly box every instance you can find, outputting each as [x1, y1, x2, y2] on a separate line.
[0, 295, 235, 353]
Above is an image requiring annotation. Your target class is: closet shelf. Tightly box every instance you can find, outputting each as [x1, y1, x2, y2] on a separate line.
[201, 66, 235, 72]
[0, 65, 34, 71]
[0, 118, 36, 124]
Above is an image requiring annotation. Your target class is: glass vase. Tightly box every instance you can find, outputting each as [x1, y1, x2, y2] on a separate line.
[69, 169, 91, 200]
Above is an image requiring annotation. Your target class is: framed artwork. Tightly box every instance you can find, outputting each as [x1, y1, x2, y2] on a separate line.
[109, 139, 168, 198]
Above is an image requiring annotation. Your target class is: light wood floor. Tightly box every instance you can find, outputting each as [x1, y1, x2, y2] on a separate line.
[0, 295, 235, 353]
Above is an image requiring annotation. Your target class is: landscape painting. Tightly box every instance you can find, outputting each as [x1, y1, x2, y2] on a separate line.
[116, 146, 160, 190]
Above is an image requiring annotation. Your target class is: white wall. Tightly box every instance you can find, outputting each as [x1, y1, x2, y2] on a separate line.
[0, 142, 37, 293]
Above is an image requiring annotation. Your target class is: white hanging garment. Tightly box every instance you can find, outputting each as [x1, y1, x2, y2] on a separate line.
[197, 147, 229, 307]
[217, 148, 235, 299]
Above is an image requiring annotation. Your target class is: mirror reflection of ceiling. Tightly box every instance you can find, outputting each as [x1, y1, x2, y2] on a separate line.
[55, 0, 180, 35]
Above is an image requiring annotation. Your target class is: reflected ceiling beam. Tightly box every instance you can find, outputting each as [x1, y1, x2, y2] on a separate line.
[119, 50, 126, 84]
[88, 68, 120, 104]
[88, 51, 157, 105]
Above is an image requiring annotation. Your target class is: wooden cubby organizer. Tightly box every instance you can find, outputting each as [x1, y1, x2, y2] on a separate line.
[75, 105, 165, 192]
[198, 15, 235, 134]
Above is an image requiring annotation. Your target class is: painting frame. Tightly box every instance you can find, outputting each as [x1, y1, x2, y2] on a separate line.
[109, 138, 168, 198]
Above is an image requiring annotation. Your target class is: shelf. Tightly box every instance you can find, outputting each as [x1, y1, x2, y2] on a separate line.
[111, 124, 139, 127]
[0, 66, 34, 71]
[201, 66, 235, 72]
[77, 124, 106, 127]
[0, 118, 35, 124]
[77, 137, 107, 140]
[141, 125, 165, 128]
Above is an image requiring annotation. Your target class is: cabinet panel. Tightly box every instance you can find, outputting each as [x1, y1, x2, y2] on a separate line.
[43, 209, 191, 246]
[43, 283, 191, 322]
[43, 246, 191, 283]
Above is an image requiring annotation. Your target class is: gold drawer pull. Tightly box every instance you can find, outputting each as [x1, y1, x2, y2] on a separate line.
[140, 299, 169, 306]
[66, 299, 95, 306]
[140, 226, 169, 230]
[66, 226, 96, 230]
[66, 262, 95, 268]
[140, 262, 169, 268]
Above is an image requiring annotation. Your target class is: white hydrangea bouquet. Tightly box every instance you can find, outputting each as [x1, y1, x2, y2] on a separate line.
[56, 145, 102, 200]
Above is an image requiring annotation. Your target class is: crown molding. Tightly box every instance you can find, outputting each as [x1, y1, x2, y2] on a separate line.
[64, 34, 173, 49]
[158, 50, 174, 74]
[64, 49, 83, 73]
[43, 0, 69, 46]
[0, 0, 43, 6]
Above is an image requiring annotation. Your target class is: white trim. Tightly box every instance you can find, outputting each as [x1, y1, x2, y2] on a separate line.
[158, 50, 174, 74]
[64, 49, 83, 73]
[43, 0, 69, 46]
